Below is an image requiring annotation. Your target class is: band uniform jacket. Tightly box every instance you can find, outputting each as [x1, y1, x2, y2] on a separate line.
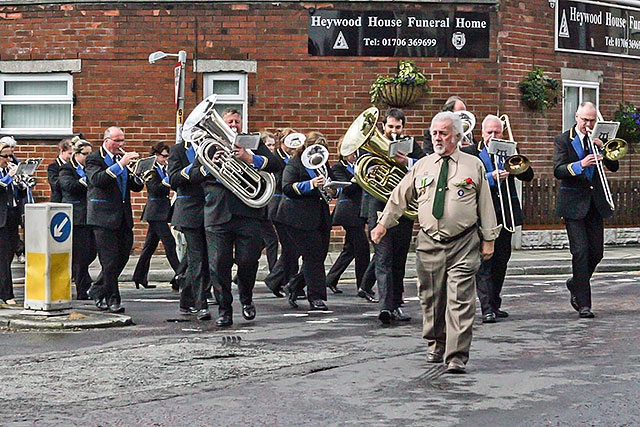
[331, 159, 364, 228]
[141, 163, 172, 222]
[0, 171, 25, 228]
[85, 147, 144, 230]
[553, 126, 619, 220]
[462, 143, 534, 229]
[275, 154, 333, 231]
[58, 158, 90, 225]
[266, 147, 289, 221]
[47, 157, 65, 203]
[199, 140, 282, 227]
[168, 140, 207, 230]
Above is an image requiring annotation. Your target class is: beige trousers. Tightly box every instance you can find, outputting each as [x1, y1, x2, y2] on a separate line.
[415, 230, 481, 364]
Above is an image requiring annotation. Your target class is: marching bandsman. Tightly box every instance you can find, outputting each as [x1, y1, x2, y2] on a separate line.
[132, 142, 181, 291]
[59, 138, 97, 300]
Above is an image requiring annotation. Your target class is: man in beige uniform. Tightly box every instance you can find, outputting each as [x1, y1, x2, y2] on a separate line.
[371, 111, 500, 373]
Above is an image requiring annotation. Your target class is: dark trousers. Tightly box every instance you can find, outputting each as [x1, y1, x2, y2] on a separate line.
[326, 224, 370, 290]
[283, 224, 329, 302]
[133, 220, 180, 286]
[93, 223, 133, 305]
[264, 221, 299, 293]
[262, 220, 279, 272]
[476, 226, 512, 315]
[373, 218, 413, 311]
[0, 208, 19, 301]
[207, 217, 263, 317]
[72, 225, 97, 299]
[180, 226, 209, 311]
[564, 203, 604, 309]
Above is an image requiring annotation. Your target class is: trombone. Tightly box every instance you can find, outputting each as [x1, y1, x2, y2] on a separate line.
[588, 111, 628, 211]
[485, 114, 531, 233]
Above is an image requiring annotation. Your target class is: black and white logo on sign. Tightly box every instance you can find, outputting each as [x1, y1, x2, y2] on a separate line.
[452, 32, 466, 50]
[333, 31, 349, 50]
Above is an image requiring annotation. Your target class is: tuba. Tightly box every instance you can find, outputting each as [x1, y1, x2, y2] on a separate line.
[182, 94, 275, 209]
[341, 107, 418, 219]
[301, 143, 333, 204]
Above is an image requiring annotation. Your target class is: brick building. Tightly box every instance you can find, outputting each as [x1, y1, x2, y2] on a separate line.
[0, 0, 638, 251]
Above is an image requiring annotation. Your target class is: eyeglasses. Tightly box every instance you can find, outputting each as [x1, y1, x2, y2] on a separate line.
[157, 153, 169, 158]
[78, 152, 91, 156]
[0, 154, 10, 159]
[108, 138, 125, 143]
[578, 116, 596, 123]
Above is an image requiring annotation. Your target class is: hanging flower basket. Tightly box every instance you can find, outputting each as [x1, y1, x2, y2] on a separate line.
[518, 68, 561, 112]
[378, 83, 426, 108]
[614, 102, 640, 145]
[369, 60, 429, 108]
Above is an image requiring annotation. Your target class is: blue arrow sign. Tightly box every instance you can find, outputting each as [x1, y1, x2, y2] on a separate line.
[50, 212, 71, 243]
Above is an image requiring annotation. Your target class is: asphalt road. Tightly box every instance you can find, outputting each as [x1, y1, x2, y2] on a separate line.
[1, 271, 639, 427]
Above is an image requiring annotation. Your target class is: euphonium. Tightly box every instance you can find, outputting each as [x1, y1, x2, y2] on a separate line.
[340, 107, 418, 219]
[301, 143, 333, 204]
[182, 94, 275, 208]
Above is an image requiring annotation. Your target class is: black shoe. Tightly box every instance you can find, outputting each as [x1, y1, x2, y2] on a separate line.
[108, 303, 125, 314]
[179, 306, 197, 315]
[579, 307, 595, 318]
[426, 351, 444, 364]
[391, 308, 411, 321]
[378, 310, 392, 325]
[135, 282, 156, 289]
[446, 358, 466, 374]
[327, 283, 343, 294]
[570, 295, 580, 312]
[494, 309, 509, 318]
[482, 313, 497, 324]
[196, 309, 212, 321]
[87, 285, 103, 303]
[271, 287, 284, 298]
[96, 299, 109, 311]
[76, 294, 91, 301]
[357, 288, 379, 303]
[170, 275, 181, 293]
[215, 315, 233, 327]
[284, 284, 298, 308]
[309, 300, 328, 311]
[242, 303, 256, 320]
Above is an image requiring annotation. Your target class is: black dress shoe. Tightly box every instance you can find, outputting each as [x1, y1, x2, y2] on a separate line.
[357, 288, 379, 303]
[309, 300, 328, 311]
[579, 307, 595, 318]
[482, 313, 497, 324]
[215, 315, 233, 327]
[76, 294, 91, 301]
[426, 351, 443, 364]
[108, 303, 125, 314]
[96, 299, 109, 311]
[196, 309, 212, 321]
[179, 306, 197, 315]
[242, 303, 256, 320]
[570, 295, 580, 312]
[327, 283, 343, 294]
[446, 358, 466, 374]
[391, 308, 411, 322]
[494, 309, 509, 318]
[284, 284, 298, 308]
[271, 287, 284, 298]
[135, 282, 156, 289]
[378, 310, 392, 325]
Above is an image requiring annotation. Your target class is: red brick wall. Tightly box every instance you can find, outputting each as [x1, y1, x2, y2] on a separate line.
[2, 1, 639, 251]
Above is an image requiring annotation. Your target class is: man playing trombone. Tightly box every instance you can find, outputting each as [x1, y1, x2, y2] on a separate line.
[463, 115, 534, 323]
[553, 102, 619, 319]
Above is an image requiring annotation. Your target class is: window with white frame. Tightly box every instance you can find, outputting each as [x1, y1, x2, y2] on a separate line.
[203, 73, 248, 132]
[562, 80, 599, 131]
[0, 73, 73, 135]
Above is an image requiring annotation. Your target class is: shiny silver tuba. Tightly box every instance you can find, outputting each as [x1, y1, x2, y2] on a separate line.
[182, 94, 275, 208]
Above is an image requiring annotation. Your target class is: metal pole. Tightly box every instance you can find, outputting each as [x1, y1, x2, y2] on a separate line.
[176, 50, 187, 144]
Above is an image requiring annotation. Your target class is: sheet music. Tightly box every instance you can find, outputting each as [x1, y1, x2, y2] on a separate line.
[591, 121, 619, 142]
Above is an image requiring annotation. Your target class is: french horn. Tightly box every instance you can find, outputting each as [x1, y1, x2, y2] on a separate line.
[341, 107, 418, 219]
[182, 94, 275, 209]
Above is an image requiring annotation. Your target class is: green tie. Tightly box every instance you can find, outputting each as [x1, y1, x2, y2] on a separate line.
[432, 156, 449, 219]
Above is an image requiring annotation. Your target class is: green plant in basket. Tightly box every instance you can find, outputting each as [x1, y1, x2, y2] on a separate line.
[369, 60, 429, 106]
[518, 68, 561, 112]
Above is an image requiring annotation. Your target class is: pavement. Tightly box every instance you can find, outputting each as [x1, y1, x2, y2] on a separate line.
[1, 244, 639, 330]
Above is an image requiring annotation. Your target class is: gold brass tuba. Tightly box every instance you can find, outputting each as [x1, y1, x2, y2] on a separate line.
[182, 94, 276, 208]
[340, 107, 418, 219]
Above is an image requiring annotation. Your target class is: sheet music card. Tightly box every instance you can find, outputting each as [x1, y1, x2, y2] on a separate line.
[591, 121, 619, 142]
[388, 137, 414, 158]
